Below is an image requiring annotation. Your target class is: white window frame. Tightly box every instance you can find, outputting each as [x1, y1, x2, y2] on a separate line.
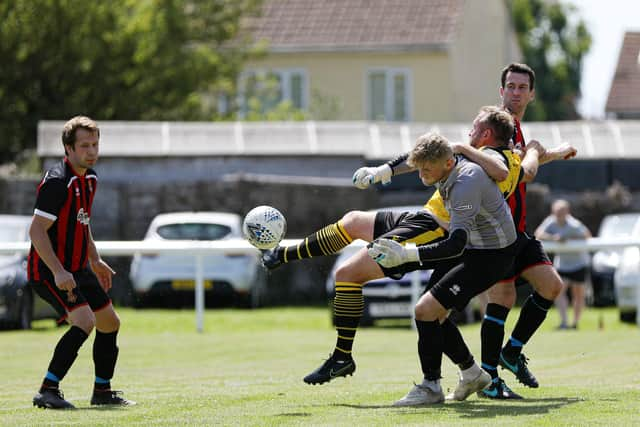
[365, 68, 412, 122]
[238, 68, 309, 117]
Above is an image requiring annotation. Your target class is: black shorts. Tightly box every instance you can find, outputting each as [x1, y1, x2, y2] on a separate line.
[558, 267, 588, 283]
[501, 232, 552, 283]
[29, 268, 111, 323]
[373, 210, 448, 278]
[429, 242, 517, 312]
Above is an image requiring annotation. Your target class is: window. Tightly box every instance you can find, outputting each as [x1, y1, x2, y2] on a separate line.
[367, 69, 411, 121]
[157, 223, 232, 241]
[238, 69, 308, 116]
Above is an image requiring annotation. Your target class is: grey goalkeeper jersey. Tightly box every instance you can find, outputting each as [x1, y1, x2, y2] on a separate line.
[437, 155, 517, 249]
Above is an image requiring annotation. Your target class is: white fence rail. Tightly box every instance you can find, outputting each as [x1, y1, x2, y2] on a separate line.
[2, 237, 639, 330]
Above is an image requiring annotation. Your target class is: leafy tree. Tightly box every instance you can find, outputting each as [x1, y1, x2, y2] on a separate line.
[0, 0, 262, 163]
[510, 0, 591, 120]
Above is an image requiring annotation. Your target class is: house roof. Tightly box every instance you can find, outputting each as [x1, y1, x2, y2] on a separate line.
[606, 32, 640, 114]
[247, 0, 464, 52]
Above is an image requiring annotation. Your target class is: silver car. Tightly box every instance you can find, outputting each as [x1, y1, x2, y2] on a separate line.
[129, 212, 266, 308]
[0, 215, 57, 329]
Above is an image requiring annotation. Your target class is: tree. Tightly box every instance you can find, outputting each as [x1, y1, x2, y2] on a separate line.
[510, 0, 592, 121]
[0, 0, 262, 163]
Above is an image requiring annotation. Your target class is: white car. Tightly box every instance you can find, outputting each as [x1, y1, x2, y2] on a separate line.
[129, 212, 266, 308]
[590, 213, 640, 308]
[610, 214, 640, 323]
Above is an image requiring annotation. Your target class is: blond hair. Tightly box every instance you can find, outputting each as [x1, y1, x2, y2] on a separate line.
[407, 132, 453, 168]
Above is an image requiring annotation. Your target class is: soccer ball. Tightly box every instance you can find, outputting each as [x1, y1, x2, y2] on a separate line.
[242, 205, 287, 250]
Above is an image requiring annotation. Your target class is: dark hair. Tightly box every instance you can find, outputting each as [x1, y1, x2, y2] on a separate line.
[477, 106, 515, 144]
[62, 116, 99, 153]
[500, 62, 535, 90]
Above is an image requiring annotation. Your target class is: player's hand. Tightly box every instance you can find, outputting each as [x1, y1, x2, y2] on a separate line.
[367, 239, 420, 268]
[352, 164, 392, 189]
[551, 142, 577, 160]
[526, 139, 546, 156]
[90, 258, 116, 291]
[54, 270, 77, 302]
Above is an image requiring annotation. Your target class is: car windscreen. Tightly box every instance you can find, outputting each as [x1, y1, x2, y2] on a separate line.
[156, 223, 233, 241]
[599, 215, 640, 237]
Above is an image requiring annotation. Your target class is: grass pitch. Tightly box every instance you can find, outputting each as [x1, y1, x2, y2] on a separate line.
[1, 306, 639, 426]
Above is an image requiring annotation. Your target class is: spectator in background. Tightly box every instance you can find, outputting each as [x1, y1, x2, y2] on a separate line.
[535, 199, 592, 329]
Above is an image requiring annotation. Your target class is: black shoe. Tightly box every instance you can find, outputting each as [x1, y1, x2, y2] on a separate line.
[303, 356, 356, 385]
[33, 388, 75, 409]
[499, 352, 539, 388]
[261, 249, 282, 270]
[90, 389, 136, 406]
[477, 378, 523, 399]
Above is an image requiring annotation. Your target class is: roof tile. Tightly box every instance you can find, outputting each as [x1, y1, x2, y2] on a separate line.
[247, 0, 464, 49]
[606, 32, 640, 113]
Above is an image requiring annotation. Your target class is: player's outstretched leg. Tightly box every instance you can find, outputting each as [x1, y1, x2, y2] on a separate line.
[303, 281, 362, 385]
[262, 221, 353, 270]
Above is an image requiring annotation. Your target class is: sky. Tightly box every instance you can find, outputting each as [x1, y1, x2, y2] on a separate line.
[565, 0, 640, 119]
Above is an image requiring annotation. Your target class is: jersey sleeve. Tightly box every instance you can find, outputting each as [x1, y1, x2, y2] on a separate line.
[34, 178, 68, 221]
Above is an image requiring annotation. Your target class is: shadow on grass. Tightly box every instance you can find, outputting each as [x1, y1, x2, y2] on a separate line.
[333, 397, 584, 418]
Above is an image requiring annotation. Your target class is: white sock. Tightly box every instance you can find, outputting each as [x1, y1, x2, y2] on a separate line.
[461, 363, 482, 382]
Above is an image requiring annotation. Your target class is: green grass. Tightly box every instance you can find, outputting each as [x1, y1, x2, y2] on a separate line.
[1, 306, 639, 426]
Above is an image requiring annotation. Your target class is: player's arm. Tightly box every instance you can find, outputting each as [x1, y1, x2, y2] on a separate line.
[87, 226, 116, 291]
[352, 153, 415, 189]
[451, 143, 509, 182]
[30, 178, 77, 292]
[534, 216, 561, 241]
[369, 176, 479, 268]
[539, 142, 577, 165]
[29, 214, 76, 292]
[520, 140, 543, 183]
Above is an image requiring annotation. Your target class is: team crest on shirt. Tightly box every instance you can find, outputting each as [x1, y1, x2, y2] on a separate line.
[77, 208, 90, 225]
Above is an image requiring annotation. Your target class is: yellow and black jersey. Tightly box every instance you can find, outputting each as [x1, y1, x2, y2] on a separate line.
[424, 145, 523, 223]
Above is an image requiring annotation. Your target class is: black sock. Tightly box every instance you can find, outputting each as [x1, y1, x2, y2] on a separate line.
[441, 317, 474, 370]
[93, 330, 119, 390]
[277, 221, 352, 264]
[41, 326, 89, 392]
[481, 303, 509, 380]
[503, 292, 553, 358]
[416, 319, 443, 381]
[332, 282, 363, 360]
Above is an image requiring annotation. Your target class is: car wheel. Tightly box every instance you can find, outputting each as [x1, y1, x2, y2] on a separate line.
[18, 288, 33, 330]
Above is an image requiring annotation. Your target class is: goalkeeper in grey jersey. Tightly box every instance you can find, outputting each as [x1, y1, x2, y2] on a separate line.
[367, 132, 519, 406]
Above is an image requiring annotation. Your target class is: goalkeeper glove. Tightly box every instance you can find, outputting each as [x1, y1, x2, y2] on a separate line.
[367, 239, 420, 268]
[352, 164, 393, 189]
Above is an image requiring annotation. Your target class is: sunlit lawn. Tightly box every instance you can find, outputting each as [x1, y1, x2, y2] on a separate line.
[1, 306, 638, 426]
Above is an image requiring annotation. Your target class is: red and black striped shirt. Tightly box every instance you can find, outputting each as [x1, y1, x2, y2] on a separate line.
[507, 118, 527, 232]
[27, 158, 98, 281]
